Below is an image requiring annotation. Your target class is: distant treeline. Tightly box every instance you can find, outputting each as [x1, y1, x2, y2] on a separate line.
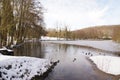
[47, 26, 71, 40]
[47, 25, 120, 42]
[0, 0, 46, 47]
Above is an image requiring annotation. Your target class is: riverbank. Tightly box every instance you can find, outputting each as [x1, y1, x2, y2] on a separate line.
[0, 54, 56, 80]
[89, 55, 120, 80]
[43, 40, 120, 53]
[90, 56, 120, 75]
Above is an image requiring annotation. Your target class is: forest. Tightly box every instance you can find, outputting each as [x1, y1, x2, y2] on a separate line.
[47, 25, 120, 42]
[0, 0, 46, 47]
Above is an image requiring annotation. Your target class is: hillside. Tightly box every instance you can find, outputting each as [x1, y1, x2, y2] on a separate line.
[72, 25, 120, 40]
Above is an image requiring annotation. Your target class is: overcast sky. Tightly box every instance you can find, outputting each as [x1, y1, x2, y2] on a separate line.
[41, 0, 120, 30]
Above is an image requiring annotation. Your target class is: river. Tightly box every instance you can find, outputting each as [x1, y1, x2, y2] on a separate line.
[13, 41, 119, 80]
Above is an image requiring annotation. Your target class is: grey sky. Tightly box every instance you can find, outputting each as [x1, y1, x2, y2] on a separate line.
[41, 0, 120, 30]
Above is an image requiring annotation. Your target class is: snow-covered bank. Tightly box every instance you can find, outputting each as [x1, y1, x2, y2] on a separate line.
[41, 36, 64, 40]
[44, 40, 120, 52]
[90, 56, 120, 75]
[0, 55, 52, 80]
[0, 47, 13, 52]
[0, 47, 13, 55]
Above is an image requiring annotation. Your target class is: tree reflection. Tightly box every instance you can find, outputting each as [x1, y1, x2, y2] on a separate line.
[14, 41, 45, 58]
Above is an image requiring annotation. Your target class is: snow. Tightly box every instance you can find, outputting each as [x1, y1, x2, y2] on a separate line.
[41, 36, 64, 40]
[0, 55, 52, 80]
[0, 47, 13, 52]
[44, 40, 120, 52]
[90, 56, 120, 75]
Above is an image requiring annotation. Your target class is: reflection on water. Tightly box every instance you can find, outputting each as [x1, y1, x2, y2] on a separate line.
[14, 42, 45, 58]
[14, 41, 117, 80]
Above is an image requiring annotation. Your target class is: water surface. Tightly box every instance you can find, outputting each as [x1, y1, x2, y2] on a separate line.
[14, 41, 118, 80]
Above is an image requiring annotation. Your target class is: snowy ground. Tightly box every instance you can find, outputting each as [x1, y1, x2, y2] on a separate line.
[0, 54, 52, 80]
[41, 36, 64, 41]
[90, 56, 120, 75]
[44, 40, 120, 52]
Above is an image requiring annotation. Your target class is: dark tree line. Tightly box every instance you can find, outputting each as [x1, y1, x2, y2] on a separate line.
[112, 26, 120, 42]
[47, 25, 120, 42]
[0, 0, 46, 47]
[71, 25, 120, 40]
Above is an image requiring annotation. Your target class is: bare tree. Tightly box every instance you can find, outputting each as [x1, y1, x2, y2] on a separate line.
[0, 0, 45, 47]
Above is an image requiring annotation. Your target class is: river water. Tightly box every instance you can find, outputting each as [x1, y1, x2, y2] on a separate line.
[14, 41, 118, 80]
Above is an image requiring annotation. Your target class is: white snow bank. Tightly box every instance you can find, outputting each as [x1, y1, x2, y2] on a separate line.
[0, 47, 13, 52]
[0, 55, 52, 80]
[45, 40, 120, 52]
[90, 56, 120, 75]
[41, 36, 64, 40]
[0, 53, 2, 55]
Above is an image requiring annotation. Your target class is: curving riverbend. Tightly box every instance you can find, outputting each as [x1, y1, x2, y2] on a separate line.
[14, 41, 120, 80]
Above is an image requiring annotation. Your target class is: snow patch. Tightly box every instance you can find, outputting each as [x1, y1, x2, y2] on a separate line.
[0, 55, 52, 80]
[41, 36, 65, 40]
[90, 56, 120, 75]
[0, 47, 13, 52]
